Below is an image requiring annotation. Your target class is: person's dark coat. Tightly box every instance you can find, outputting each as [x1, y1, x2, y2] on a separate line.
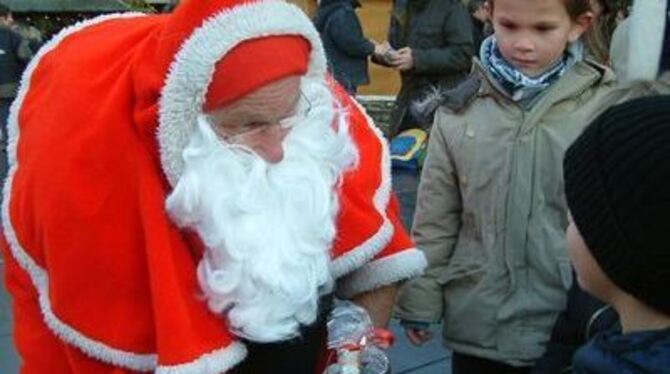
[572, 327, 670, 373]
[384, 0, 473, 136]
[533, 281, 619, 374]
[471, 18, 492, 56]
[1, 24, 34, 187]
[0, 25, 32, 100]
[314, 0, 374, 94]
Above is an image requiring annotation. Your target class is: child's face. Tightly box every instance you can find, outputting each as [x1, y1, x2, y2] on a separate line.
[566, 220, 617, 303]
[490, 0, 591, 76]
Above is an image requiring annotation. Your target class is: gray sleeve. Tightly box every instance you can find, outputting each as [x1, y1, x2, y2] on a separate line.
[395, 109, 463, 323]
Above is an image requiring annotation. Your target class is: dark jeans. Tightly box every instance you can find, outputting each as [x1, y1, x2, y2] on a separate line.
[231, 295, 333, 373]
[452, 352, 532, 374]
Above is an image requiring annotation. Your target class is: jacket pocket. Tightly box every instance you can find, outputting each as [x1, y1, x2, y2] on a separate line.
[438, 259, 498, 349]
[437, 259, 483, 286]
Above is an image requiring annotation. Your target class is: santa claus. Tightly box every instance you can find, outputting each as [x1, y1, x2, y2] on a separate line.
[0, 0, 426, 373]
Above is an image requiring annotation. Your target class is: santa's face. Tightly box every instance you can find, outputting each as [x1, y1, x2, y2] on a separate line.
[206, 76, 302, 164]
[165, 78, 357, 342]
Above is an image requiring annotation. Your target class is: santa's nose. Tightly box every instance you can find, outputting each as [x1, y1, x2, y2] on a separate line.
[258, 143, 284, 164]
[254, 128, 289, 164]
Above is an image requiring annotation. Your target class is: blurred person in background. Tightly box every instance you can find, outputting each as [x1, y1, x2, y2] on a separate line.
[314, 0, 389, 95]
[0, 4, 33, 189]
[468, 0, 492, 55]
[378, 0, 474, 137]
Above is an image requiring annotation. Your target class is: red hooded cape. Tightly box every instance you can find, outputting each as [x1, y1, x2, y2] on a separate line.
[1, 1, 426, 372]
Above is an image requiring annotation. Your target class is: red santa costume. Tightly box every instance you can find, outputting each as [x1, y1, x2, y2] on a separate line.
[0, 0, 427, 373]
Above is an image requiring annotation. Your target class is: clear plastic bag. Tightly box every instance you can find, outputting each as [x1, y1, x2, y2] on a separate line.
[324, 301, 393, 374]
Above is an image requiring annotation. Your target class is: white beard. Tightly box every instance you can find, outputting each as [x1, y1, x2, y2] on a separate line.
[165, 81, 357, 343]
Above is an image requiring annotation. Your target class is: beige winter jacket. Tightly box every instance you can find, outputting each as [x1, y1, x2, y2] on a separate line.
[395, 59, 615, 366]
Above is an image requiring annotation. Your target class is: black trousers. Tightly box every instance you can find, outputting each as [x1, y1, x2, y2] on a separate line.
[451, 352, 532, 374]
[231, 296, 333, 374]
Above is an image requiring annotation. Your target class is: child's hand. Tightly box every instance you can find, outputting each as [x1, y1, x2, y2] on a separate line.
[404, 326, 433, 346]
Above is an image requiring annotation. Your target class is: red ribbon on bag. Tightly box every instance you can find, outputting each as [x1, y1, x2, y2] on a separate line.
[340, 328, 395, 351]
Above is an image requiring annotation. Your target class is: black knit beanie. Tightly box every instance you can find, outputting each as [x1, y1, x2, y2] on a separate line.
[564, 95, 670, 315]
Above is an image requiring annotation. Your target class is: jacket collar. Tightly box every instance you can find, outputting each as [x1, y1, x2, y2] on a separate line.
[473, 57, 614, 109]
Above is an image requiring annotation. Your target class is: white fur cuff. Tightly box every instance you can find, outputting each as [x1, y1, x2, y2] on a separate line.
[336, 249, 427, 299]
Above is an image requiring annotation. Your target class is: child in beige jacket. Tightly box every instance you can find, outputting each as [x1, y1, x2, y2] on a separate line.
[395, 0, 615, 372]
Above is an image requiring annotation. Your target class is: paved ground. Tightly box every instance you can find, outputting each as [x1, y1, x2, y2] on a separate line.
[0, 168, 450, 373]
[389, 168, 451, 373]
[388, 321, 450, 373]
[0, 263, 20, 373]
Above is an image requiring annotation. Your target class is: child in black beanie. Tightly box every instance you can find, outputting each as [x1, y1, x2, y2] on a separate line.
[562, 95, 670, 373]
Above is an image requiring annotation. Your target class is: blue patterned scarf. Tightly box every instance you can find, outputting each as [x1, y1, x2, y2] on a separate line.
[480, 36, 583, 104]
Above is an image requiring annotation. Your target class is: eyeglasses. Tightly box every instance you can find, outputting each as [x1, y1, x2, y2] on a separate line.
[209, 91, 312, 146]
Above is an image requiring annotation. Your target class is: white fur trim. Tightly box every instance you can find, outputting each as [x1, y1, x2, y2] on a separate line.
[156, 342, 247, 374]
[330, 100, 394, 279]
[158, 0, 328, 187]
[336, 249, 427, 299]
[2, 13, 246, 373]
[626, 0, 668, 81]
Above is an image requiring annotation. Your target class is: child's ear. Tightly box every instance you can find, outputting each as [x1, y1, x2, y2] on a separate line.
[568, 11, 594, 42]
[485, 0, 493, 18]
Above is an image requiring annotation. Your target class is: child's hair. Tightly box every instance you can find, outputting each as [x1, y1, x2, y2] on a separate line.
[489, 0, 592, 20]
[583, 0, 618, 64]
[561, 0, 593, 19]
[582, 1, 632, 65]
[467, 0, 488, 14]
